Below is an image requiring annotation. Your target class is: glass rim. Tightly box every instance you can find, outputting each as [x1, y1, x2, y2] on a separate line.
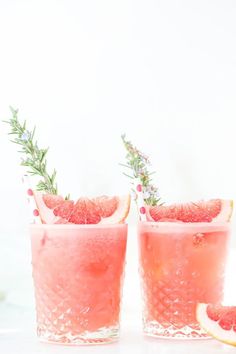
[138, 221, 230, 231]
[30, 223, 128, 230]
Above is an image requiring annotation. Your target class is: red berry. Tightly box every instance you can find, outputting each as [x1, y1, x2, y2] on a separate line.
[33, 209, 39, 216]
[27, 189, 33, 196]
[140, 206, 146, 214]
[136, 184, 142, 192]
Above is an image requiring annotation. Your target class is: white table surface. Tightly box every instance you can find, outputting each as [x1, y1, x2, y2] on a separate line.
[1, 303, 236, 354]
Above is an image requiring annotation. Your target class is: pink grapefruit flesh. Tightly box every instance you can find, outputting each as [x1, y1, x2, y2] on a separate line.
[69, 198, 101, 224]
[197, 303, 236, 346]
[92, 196, 118, 218]
[146, 199, 233, 223]
[33, 192, 130, 225]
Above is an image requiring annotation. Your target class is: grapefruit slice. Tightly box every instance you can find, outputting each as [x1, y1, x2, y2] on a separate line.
[33, 192, 130, 224]
[146, 199, 233, 223]
[197, 303, 236, 346]
[92, 196, 118, 218]
[33, 191, 63, 224]
[98, 195, 131, 224]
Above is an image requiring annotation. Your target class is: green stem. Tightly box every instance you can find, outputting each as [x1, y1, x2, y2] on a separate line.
[4, 107, 58, 195]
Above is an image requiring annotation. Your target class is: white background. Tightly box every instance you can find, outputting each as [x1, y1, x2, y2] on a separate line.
[0, 1, 236, 352]
[1, 0, 236, 229]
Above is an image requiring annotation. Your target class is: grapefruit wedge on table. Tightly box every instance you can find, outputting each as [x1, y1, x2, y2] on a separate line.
[33, 192, 130, 224]
[197, 303, 236, 347]
[146, 199, 233, 222]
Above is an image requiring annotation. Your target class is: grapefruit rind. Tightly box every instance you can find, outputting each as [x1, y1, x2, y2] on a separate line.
[196, 303, 236, 347]
[213, 200, 234, 222]
[99, 194, 131, 224]
[33, 191, 61, 224]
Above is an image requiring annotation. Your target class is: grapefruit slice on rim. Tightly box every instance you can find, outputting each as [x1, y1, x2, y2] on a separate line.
[33, 192, 130, 224]
[197, 303, 236, 346]
[97, 195, 131, 224]
[146, 199, 233, 223]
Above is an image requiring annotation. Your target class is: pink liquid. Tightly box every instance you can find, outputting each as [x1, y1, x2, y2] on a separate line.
[30, 224, 127, 344]
[138, 222, 230, 338]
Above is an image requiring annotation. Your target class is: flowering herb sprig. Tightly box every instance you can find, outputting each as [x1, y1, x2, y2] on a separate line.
[121, 134, 161, 206]
[4, 107, 58, 195]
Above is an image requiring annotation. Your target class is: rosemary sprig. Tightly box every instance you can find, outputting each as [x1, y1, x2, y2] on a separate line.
[121, 134, 161, 206]
[4, 107, 58, 195]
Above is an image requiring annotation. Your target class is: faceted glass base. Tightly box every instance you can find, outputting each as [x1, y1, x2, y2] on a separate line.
[143, 320, 210, 339]
[37, 325, 119, 345]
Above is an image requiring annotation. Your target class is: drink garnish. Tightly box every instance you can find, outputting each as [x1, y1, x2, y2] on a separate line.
[197, 303, 236, 346]
[121, 134, 161, 206]
[4, 107, 58, 195]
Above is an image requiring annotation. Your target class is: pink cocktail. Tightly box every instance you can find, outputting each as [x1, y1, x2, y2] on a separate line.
[138, 221, 230, 338]
[30, 224, 127, 344]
